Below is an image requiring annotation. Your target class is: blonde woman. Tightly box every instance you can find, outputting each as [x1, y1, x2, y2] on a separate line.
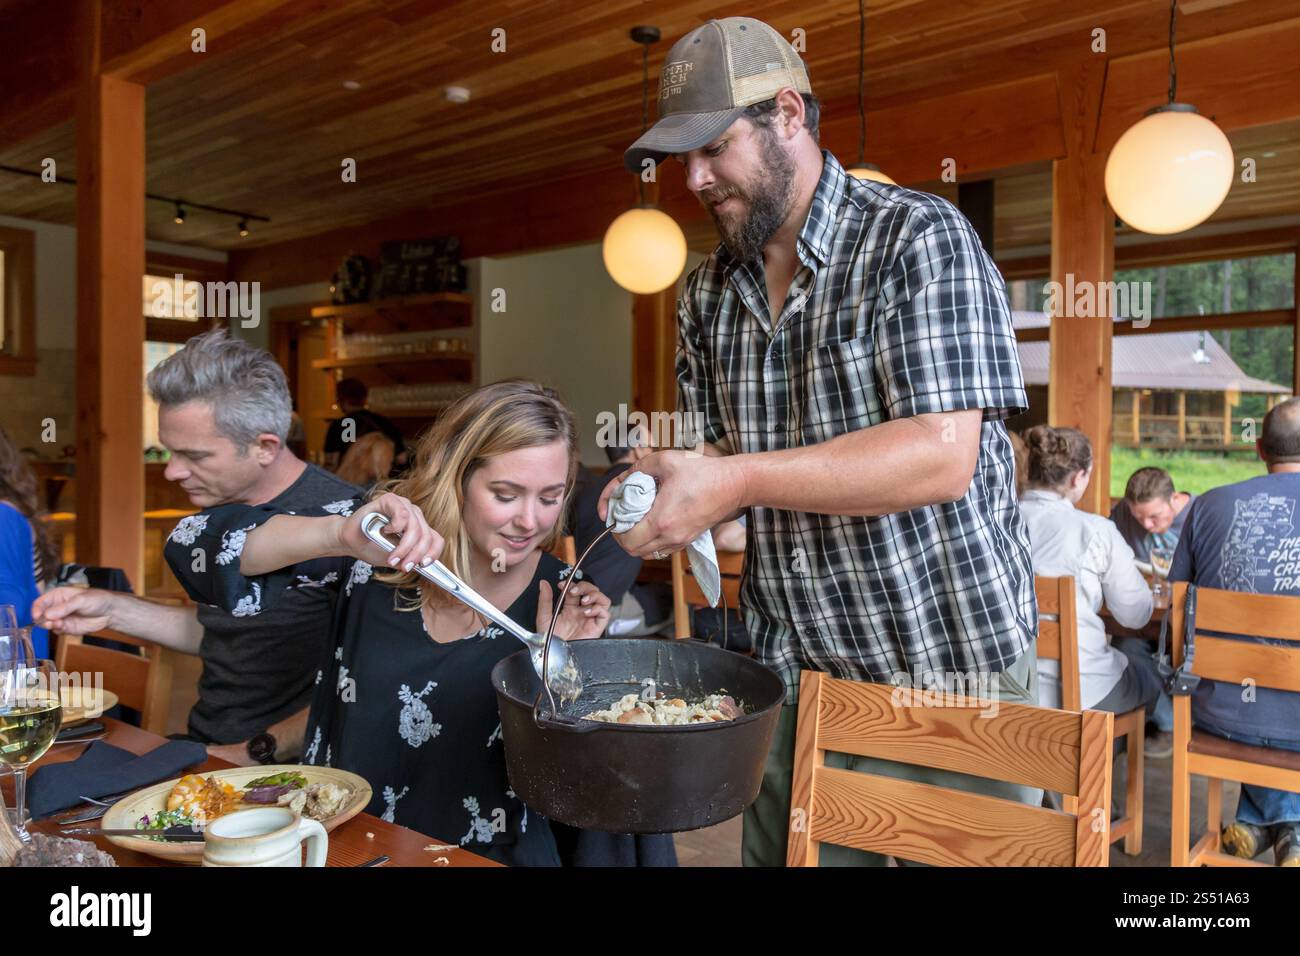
[162, 381, 616, 865]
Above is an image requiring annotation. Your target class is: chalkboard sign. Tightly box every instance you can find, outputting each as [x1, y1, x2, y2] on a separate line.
[375, 237, 465, 297]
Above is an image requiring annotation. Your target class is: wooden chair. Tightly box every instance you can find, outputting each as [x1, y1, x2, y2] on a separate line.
[670, 548, 743, 640]
[1168, 582, 1300, 867]
[54, 628, 176, 736]
[547, 535, 577, 566]
[1035, 575, 1146, 855]
[787, 670, 1114, 866]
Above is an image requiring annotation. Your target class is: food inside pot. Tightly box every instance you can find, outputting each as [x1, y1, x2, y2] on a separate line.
[582, 687, 744, 725]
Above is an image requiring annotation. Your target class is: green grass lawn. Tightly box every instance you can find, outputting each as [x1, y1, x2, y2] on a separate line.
[1109, 446, 1266, 498]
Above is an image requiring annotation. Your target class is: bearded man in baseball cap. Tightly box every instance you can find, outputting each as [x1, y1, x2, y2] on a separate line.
[605, 17, 1039, 868]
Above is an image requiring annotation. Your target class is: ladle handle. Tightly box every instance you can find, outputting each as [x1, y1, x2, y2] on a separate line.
[360, 512, 535, 645]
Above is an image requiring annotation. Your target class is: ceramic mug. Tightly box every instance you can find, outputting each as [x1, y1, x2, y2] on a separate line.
[202, 806, 327, 867]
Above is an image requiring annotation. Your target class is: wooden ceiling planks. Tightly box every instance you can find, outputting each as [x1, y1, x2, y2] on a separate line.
[0, 0, 1297, 262]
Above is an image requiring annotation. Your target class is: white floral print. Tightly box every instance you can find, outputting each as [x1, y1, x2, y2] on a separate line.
[381, 784, 409, 823]
[304, 726, 322, 764]
[295, 571, 339, 588]
[460, 796, 496, 845]
[321, 499, 355, 517]
[231, 582, 263, 617]
[168, 514, 208, 546]
[557, 565, 584, 582]
[345, 560, 372, 596]
[398, 681, 441, 747]
[215, 525, 257, 566]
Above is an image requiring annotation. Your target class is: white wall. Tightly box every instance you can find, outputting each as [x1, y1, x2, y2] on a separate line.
[474, 243, 634, 466]
[0, 213, 227, 450]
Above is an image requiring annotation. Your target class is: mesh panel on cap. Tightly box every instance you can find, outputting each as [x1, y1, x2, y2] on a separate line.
[721, 18, 811, 105]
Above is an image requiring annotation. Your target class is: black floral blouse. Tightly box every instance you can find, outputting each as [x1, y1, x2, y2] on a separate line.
[164, 496, 587, 866]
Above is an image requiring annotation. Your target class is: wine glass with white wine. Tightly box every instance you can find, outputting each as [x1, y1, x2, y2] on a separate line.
[0, 659, 61, 841]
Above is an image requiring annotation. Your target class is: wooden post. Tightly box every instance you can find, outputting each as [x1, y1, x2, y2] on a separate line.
[631, 289, 679, 439]
[1131, 390, 1140, 446]
[75, 4, 146, 584]
[1177, 392, 1187, 446]
[1048, 63, 1113, 515]
[1223, 392, 1233, 446]
[1294, 248, 1299, 397]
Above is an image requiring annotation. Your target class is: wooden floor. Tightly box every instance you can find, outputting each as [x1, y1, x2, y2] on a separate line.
[165, 656, 1274, 866]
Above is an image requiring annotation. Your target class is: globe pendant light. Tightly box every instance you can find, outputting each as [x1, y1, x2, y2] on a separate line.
[603, 26, 687, 295]
[843, 0, 894, 184]
[1104, 0, 1233, 235]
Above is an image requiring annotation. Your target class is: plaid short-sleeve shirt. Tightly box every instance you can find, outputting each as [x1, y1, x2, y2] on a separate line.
[677, 150, 1037, 701]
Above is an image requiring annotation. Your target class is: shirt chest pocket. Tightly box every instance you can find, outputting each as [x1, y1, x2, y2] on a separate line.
[798, 334, 882, 444]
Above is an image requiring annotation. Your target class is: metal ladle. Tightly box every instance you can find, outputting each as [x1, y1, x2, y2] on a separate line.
[360, 512, 583, 702]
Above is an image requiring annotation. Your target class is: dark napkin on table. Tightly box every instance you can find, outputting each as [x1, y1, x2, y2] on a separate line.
[27, 740, 208, 819]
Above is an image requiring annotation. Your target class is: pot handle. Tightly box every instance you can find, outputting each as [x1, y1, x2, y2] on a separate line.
[531, 694, 603, 733]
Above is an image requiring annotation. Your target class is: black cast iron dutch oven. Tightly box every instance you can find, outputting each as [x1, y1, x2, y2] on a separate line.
[491, 637, 785, 834]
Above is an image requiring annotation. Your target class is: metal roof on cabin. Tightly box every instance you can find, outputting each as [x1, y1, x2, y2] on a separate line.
[1012, 311, 1293, 394]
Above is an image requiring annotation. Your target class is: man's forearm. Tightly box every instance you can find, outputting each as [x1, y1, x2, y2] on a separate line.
[734, 412, 981, 517]
[267, 707, 311, 761]
[106, 594, 205, 655]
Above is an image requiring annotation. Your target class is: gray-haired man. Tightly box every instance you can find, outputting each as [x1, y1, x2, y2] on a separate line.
[34, 329, 359, 766]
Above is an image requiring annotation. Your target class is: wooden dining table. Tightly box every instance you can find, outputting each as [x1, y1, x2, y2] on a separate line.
[1099, 578, 1171, 643]
[7, 718, 500, 867]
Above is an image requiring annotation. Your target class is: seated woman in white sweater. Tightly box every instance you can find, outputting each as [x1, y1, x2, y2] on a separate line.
[1019, 426, 1161, 719]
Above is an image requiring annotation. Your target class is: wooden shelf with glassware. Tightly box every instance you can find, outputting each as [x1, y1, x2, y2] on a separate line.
[309, 291, 478, 440]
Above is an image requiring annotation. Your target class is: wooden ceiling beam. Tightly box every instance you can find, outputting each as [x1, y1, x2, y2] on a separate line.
[0, 0, 309, 144]
[230, 70, 1069, 287]
[1096, 16, 1300, 152]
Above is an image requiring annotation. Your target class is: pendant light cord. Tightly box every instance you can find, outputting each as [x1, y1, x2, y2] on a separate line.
[638, 41, 649, 205]
[857, 0, 866, 165]
[1167, 0, 1177, 104]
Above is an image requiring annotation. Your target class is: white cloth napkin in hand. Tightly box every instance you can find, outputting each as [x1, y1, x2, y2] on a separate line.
[606, 471, 721, 607]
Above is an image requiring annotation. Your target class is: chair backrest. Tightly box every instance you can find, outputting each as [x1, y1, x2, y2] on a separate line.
[787, 670, 1113, 867]
[1035, 575, 1081, 711]
[548, 536, 577, 566]
[671, 548, 744, 639]
[1168, 582, 1300, 692]
[54, 629, 175, 735]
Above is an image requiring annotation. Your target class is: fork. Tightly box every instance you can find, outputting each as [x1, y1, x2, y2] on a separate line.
[76, 791, 130, 807]
[57, 805, 110, 826]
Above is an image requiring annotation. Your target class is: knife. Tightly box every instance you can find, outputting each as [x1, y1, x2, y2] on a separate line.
[61, 827, 205, 843]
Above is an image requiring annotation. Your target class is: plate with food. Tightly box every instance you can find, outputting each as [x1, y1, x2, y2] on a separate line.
[99, 765, 371, 863]
[58, 686, 119, 726]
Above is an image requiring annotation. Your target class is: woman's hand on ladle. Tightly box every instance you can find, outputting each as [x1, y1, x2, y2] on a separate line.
[338, 492, 444, 571]
[537, 579, 610, 641]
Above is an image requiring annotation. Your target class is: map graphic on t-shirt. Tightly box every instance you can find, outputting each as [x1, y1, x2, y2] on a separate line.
[1218, 492, 1298, 593]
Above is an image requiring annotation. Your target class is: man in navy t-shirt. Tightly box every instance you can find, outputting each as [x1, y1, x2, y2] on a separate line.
[1169, 397, 1300, 866]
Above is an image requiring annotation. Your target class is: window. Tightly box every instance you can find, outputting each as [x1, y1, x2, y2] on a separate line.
[140, 253, 229, 453]
[0, 225, 36, 375]
[1009, 250, 1296, 499]
[144, 341, 186, 453]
